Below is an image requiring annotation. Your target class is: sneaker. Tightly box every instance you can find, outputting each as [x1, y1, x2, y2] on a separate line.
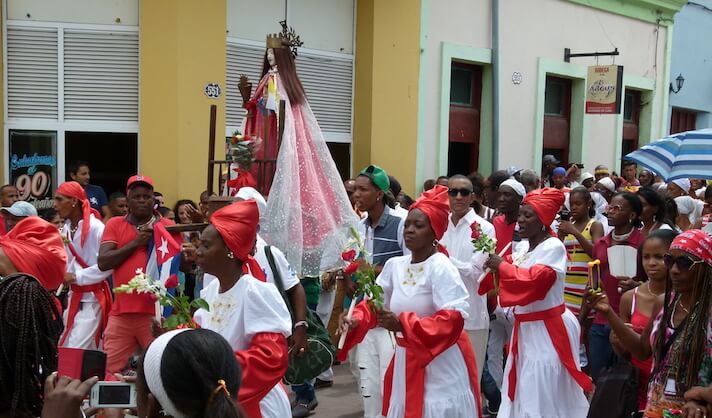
[314, 378, 333, 390]
[291, 398, 318, 418]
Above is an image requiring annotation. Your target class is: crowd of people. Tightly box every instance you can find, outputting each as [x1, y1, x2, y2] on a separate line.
[2, 155, 712, 418]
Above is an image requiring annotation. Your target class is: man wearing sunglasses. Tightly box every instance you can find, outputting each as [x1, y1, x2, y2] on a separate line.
[441, 175, 495, 383]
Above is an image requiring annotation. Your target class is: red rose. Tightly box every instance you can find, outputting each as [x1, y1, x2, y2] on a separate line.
[342, 249, 357, 262]
[471, 224, 481, 240]
[165, 275, 179, 289]
[344, 261, 359, 276]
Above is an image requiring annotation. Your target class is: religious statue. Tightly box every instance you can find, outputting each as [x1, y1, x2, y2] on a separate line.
[238, 21, 357, 278]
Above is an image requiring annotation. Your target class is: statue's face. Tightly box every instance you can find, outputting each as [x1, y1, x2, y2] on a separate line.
[267, 48, 276, 67]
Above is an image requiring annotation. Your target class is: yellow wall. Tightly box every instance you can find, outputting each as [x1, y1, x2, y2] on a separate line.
[139, 0, 227, 204]
[352, 0, 421, 195]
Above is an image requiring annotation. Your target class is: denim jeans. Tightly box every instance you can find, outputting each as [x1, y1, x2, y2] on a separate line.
[588, 323, 618, 382]
[481, 356, 501, 413]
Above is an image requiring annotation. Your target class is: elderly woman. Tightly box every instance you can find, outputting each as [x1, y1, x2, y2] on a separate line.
[480, 188, 591, 418]
[193, 200, 292, 418]
[338, 185, 482, 418]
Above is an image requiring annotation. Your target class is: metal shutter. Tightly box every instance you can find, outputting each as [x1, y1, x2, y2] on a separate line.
[63, 29, 139, 121]
[226, 40, 353, 138]
[296, 51, 353, 135]
[226, 42, 264, 128]
[6, 26, 59, 119]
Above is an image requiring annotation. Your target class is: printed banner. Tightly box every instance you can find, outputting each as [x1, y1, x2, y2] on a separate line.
[585, 65, 624, 114]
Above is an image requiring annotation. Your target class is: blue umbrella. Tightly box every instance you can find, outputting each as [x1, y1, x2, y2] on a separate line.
[624, 128, 712, 181]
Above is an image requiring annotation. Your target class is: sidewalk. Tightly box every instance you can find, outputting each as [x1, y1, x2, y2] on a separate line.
[305, 362, 364, 417]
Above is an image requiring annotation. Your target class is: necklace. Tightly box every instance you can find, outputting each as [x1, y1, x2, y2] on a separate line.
[645, 281, 664, 297]
[677, 299, 690, 314]
[134, 215, 155, 230]
[612, 228, 633, 242]
[70, 223, 79, 235]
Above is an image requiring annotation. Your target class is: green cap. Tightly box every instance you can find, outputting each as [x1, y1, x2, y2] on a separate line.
[359, 165, 390, 192]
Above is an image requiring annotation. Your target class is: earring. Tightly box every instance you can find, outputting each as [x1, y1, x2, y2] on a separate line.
[227, 251, 234, 259]
[432, 239, 439, 248]
[72, 203, 76, 207]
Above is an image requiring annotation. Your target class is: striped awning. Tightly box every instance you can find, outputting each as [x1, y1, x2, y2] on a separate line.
[624, 129, 712, 181]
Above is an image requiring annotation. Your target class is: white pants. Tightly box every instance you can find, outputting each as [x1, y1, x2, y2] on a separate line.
[467, 328, 489, 382]
[487, 306, 513, 389]
[357, 328, 395, 418]
[61, 300, 102, 350]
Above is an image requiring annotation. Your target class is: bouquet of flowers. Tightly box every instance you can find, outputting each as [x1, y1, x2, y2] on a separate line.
[341, 226, 384, 310]
[338, 226, 383, 349]
[228, 130, 262, 171]
[114, 269, 209, 330]
[471, 222, 496, 254]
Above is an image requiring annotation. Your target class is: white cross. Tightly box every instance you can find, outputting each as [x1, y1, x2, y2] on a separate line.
[157, 237, 170, 259]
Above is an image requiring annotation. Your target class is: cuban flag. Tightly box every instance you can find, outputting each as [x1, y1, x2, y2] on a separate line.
[145, 222, 182, 318]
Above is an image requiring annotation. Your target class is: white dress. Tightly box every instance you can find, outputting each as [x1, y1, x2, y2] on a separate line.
[378, 252, 478, 418]
[60, 215, 112, 349]
[497, 237, 589, 418]
[194, 275, 292, 418]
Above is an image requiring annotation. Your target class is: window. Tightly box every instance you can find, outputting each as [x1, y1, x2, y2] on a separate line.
[670, 108, 697, 134]
[545, 78, 566, 115]
[450, 67, 473, 105]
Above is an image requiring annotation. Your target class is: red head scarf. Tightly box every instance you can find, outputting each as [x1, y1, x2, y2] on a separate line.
[410, 185, 450, 254]
[56, 181, 94, 247]
[522, 187, 565, 235]
[670, 229, 712, 267]
[0, 217, 67, 290]
[209, 200, 266, 280]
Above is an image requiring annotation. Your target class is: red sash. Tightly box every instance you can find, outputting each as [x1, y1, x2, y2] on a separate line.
[60, 235, 112, 347]
[508, 304, 592, 400]
[60, 282, 113, 347]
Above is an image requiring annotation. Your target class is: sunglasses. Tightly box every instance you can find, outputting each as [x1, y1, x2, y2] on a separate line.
[447, 188, 473, 197]
[663, 254, 704, 272]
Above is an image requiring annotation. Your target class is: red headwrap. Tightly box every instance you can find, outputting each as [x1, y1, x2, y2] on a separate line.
[670, 229, 712, 267]
[209, 200, 266, 280]
[522, 187, 565, 235]
[410, 185, 450, 254]
[56, 181, 94, 247]
[0, 217, 67, 290]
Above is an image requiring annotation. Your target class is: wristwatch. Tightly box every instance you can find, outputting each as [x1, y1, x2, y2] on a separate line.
[294, 320, 308, 329]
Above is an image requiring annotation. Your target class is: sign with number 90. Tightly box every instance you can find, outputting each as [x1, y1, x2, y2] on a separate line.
[15, 172, 50, 201]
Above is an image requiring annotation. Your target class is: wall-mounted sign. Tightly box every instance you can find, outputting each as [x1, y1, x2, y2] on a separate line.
[9, 130, 57, 211]
[204, 83, 222, 99]
[585, 65, 623, 114]
[512, 72, 523, 85]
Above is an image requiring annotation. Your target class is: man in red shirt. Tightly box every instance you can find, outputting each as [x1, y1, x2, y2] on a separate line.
[492, 179, 525, 256]
[98, 175, 179, 377]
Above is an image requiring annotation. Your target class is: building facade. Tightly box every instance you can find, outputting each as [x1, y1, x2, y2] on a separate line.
[668, 0, 712, 133]
[1, 0, 687, 206]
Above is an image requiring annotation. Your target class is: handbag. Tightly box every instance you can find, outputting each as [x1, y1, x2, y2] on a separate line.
[265, 246, 336, 385]
[587, 361, 640, 418]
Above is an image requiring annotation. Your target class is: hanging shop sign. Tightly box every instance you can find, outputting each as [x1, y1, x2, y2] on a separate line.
[9, 130, 57, 210]
[585, 65, 624, 114]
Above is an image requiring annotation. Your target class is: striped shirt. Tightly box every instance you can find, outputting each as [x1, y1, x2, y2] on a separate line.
[563, 219, 594, 316]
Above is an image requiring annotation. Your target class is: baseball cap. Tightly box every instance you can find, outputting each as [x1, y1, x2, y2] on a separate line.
[1, 201, 38, 217]
[126, 175, 154, 191]
[543, 154, 560, 165]
[552, 167, 566, 176]
[580, 172, 595, 182]
[359, 165, 390, 193]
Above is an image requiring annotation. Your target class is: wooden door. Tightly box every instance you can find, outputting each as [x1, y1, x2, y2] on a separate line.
[448, 62, 483, 175]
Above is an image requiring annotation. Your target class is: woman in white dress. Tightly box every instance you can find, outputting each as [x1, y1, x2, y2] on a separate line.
[193, 200, 292, 418]
[339, 185, 482, 418]
[481, 187, 592, 418]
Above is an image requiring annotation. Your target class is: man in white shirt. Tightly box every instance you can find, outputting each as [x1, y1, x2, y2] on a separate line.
[440, 174, 494, 380]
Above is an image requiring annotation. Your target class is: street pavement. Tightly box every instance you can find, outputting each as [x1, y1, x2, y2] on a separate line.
[295, 362, 364, 417]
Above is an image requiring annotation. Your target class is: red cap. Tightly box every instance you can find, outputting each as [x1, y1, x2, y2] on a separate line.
[126, 175, 154, 191]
